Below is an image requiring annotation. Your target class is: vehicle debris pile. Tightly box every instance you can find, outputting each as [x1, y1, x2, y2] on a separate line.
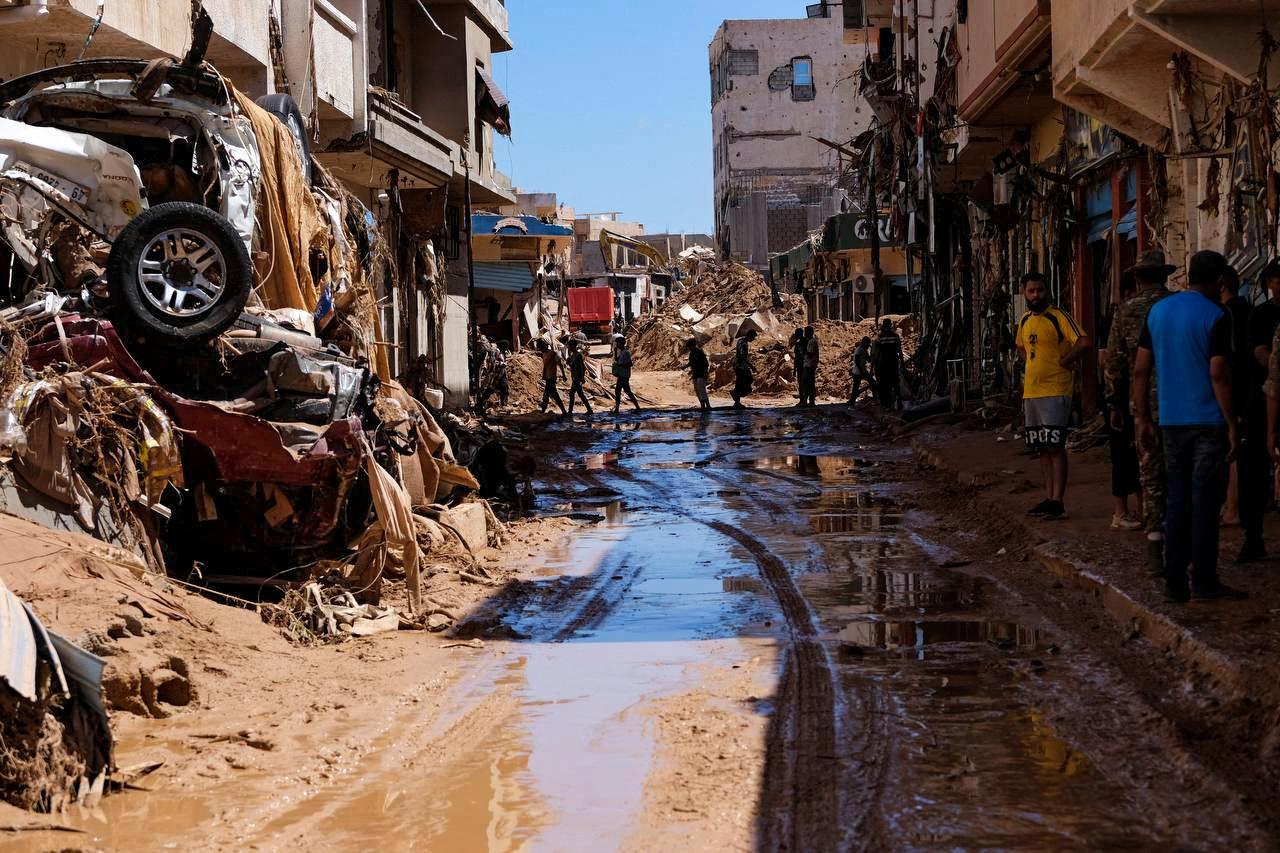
[0, 54, 510, 808]
[629, 260, 917, 399]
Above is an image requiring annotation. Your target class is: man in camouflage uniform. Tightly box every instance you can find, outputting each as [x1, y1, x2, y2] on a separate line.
[1104, 250, 1174, 575]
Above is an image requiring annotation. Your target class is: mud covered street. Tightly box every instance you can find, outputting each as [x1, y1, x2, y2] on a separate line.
[13, 403, 1265, 851]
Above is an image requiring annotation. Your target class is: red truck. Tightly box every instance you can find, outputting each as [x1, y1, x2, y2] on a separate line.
[566, 286, 615, 341]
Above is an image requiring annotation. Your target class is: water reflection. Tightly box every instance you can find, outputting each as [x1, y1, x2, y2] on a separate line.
[837, 619, 1041, 658]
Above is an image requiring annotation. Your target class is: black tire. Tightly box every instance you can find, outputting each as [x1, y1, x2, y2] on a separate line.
[255, 93, 312, 185]
[107, 202, 252, 345]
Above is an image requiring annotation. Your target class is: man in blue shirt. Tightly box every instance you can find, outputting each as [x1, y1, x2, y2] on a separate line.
[1134, 250, 1244, 602]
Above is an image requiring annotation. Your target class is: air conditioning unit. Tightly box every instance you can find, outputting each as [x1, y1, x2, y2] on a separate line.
[852, 276, 874, 294]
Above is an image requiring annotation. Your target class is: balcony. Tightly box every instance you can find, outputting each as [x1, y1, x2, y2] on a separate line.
[423, 0, 511, 53]
[319, 89, 458, 190]
[0, 0, 267, 88]
[1052, 0, 1277, 151]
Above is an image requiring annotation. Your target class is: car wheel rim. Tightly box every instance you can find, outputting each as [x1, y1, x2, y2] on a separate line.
[137, 228, 227, 318]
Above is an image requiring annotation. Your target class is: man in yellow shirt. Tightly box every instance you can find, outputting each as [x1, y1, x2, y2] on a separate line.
[1016, 272, 1092, 519]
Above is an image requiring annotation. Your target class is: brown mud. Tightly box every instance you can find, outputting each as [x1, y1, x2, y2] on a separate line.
[2, 400, 1273, 850]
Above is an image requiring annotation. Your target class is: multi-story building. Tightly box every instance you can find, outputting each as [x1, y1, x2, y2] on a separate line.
[0, 0, 516, 407]
[709, 3, 872, 271]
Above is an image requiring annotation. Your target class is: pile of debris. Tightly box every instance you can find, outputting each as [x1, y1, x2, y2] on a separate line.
[494, 350, 615, 414]
[630, 261, 918, 399]
[629, 262, 805, 371]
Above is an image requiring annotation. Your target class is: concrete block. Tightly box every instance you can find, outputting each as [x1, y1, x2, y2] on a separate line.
[439, 502, 488, 552]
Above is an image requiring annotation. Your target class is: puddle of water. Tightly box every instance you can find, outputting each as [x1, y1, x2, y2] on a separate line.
[809, 569, 979, 612]
[723, 575, 765, 594]
[836, 619, 1041, 656]
[563, 452, 619, 471]
[742, 455, 861, 478]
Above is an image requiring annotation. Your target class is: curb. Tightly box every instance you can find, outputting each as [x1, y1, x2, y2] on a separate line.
[911, 439, 1251, 701]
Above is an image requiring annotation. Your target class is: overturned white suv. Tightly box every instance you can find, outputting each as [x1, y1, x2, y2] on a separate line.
[0, 58, 314, 344]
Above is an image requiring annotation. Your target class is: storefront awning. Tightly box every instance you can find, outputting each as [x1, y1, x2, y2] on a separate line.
[474, 262, 534, 293]
[476, 68, 512, 137]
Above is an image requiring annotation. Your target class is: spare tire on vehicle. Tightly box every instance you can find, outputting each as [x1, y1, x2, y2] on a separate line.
[255, 93, 312, 185]
[107, 202, 252, 345]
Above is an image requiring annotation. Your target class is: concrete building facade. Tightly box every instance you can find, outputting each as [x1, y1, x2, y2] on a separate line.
[709, 4, 872, 270]
[0, 0, 516, 407]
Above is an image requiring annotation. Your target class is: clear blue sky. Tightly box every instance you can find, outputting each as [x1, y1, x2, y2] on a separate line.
[492, 1, 798, 236]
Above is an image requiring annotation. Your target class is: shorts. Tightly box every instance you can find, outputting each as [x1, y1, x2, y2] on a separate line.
[1024, 395, 1071, 450]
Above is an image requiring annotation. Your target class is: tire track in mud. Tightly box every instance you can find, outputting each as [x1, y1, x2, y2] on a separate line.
[625, 465, 880, 853]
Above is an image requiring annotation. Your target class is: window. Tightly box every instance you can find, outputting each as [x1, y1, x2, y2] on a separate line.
[844, 0, 867, 28]
[791, 57, 815, 101]
[793, 59, 813, 87]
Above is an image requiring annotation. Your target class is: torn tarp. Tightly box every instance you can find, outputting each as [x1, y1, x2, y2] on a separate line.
[0, 578, 111, 812]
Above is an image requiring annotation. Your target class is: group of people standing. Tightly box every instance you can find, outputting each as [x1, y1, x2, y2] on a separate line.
[850, 319, 906, 410]
[1018, 249, 1280, 603]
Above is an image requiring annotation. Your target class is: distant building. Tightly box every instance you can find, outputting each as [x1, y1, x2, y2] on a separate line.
[709, 3, 873, 271]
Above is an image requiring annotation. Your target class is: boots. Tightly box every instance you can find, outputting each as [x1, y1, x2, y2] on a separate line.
[1146, 538, 1164, 579]
[1236, 536, 1266, 564]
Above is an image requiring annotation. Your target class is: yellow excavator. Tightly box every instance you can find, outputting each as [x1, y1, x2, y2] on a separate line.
[598, 230, 668, 273]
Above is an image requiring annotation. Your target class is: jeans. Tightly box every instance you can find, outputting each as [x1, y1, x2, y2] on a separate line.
[1162, 425, 1229, 594]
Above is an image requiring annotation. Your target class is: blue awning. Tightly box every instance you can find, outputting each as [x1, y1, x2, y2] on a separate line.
[474, 262, 534, 293]
[472, 214, 573, 238]
[1116, 204, 1137, 238]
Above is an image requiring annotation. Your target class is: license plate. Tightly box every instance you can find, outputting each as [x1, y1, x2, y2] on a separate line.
[7, 160, 88, 205]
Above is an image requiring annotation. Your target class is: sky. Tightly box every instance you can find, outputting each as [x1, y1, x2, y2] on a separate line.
[492, 1, 797, 236]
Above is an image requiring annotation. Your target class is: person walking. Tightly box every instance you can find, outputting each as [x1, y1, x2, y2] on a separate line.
[850, 336, 876, 404]
[686, 337, 711, 411]
[731, 329, 758, 410]
[475, 337, 509, 417]
[1016, 272, 1092, 521]
[566, 338, 594, 418]
[802, 325, 820, 406]
[612, 336, 641, 414]
[1134, 249, 1244, 602]
[537, 339, 568, 417]
[1241, 259, 1280, 561]
[872, 319, 904, 410]
[1104, 252, 1172, 568]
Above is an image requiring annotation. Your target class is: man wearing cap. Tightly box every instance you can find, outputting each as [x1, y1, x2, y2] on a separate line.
[1105, 251, 1173, 572]
[1134, 250, 1243, 602]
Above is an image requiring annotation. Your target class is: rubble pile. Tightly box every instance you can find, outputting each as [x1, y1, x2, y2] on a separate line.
[803, 314, 919, 400]
[630, 261, 917, 399]
[629, 262, 805, 371]
[499, 351, 614, 413]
